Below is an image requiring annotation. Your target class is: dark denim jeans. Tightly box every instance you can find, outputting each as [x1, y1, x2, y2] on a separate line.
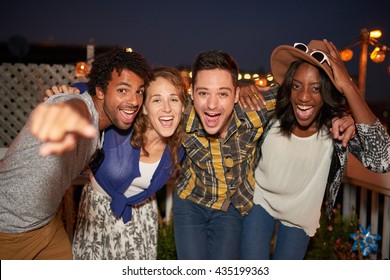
[241, 203, 310, 260]
[173, 193, 243, 260]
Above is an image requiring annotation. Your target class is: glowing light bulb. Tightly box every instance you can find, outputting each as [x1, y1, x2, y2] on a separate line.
[340, 49, 353, 62]
[75, 62, 89, 77]
[370, 47, 386, 63]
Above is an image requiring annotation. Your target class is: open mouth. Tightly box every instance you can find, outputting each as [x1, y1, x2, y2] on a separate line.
[204, 112, 221, 127]
[159, 116, 174, 128]
[296, 105, 314, 119]
[119, 107, 138, 123]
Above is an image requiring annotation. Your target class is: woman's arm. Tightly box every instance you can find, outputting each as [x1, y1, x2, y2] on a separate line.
[324, 39, 377, 124]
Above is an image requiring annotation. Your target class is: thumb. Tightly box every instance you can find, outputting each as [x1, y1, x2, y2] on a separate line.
[74, 122, 97, 139]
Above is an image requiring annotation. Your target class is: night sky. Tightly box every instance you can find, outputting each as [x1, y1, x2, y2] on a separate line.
[1, 0, 389, 101]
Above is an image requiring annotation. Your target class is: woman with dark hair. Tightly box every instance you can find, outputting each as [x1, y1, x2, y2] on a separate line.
[240, 39, 390, 260]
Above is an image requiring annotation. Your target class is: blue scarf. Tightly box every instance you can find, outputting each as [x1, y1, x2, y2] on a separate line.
[93, 126, 184, 223]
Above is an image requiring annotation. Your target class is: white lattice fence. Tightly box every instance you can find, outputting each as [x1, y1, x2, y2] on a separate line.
[0, 63, 79, 147]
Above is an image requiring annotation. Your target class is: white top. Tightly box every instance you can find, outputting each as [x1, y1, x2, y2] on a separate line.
[91, 159, 160, 198]
[253, 120, 334, 236]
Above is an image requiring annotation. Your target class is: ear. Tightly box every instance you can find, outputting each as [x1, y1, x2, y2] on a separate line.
[189, 84, 194, 101]
[234, 86, 240, 104]
[142, 104, 148, 115]
[96, 87, 105, 100]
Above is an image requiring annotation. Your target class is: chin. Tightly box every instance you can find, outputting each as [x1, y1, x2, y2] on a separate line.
[204, 127, 220, 136]
[117, 122, 133, 131]
[161, 132, 174, 138]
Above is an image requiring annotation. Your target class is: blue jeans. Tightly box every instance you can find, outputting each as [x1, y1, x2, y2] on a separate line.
[241, 204, 310, 260]
[173, 194, 243, 260]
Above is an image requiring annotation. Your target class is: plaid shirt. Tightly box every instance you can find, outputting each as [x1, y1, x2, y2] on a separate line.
[176, 89, 277, 215]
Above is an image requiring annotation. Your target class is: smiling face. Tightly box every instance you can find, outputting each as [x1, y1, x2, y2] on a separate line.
[142, 76, 184, 138]
[97, 68, 145, 130]
[290, 62, 324, 136]
[191, 69, 239, 138]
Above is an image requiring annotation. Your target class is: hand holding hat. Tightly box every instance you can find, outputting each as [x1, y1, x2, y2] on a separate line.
[270, 39, 357, 95]
[322, 39, 359, 96]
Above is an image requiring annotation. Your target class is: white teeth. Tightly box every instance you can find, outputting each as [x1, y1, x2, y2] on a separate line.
[121, 109, 135, 114]
[159, 116, 173, 121]
[297, 105, 313, 110]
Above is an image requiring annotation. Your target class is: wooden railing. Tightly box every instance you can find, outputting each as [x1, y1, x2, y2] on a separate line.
[342, 154, 390, 259]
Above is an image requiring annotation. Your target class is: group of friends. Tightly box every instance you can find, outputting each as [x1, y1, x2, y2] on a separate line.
[0, 39, 389, 260]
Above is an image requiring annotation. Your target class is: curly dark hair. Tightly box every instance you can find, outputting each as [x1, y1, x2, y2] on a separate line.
[275, 60, 348, 136]
[191, 50, 239, 87]
[131, 66, 187, 175]
[87, 46, 152, 96]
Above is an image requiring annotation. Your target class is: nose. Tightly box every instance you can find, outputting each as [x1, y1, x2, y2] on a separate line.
[125, 92, 141, 106]
[298, 89, 311, 103]
[162, 100, 172, 112]
[207, 94, 218, 109]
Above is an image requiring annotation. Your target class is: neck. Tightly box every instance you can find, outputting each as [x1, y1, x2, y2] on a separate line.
[292, 124, 319, 137]
[141, 128, 167, 162]
[144, 128, 166, 147]
[92, 95, 111, 131]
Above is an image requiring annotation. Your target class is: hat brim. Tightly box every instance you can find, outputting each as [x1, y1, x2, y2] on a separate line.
[270, 45, 335, 86]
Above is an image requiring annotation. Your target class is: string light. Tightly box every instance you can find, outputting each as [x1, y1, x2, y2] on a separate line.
[75, 61, 89, 77]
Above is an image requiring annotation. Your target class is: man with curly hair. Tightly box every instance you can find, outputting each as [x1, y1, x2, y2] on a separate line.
[0, 47, 152, 259]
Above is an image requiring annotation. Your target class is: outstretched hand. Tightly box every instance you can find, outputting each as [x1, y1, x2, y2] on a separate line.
[31, 102, 96, 156]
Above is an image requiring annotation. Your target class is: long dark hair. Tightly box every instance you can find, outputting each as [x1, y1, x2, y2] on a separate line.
[275, 60, 348, 136]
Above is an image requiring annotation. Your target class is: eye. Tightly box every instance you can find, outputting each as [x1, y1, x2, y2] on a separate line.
[118, 88, 127, 93]
[219, 92, 229, 97]
[292, 83, 300, 90]
[170, 96, 180, 102]
[198, 91, 207, 96]
[312, 86, 321, 93]
[136, 89, 144, 95]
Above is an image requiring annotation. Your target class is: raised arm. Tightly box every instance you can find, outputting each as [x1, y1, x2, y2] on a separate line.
[325, 39, 377, 124]
[325, 39, 389, 171]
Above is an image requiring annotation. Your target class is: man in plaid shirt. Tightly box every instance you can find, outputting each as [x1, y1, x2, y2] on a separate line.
[173, 50, 276, 259]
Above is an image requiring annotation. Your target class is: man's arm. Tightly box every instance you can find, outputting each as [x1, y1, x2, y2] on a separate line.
[31, 98, 96, 156]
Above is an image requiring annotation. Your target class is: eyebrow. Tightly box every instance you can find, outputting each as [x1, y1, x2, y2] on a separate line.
[116, 82, 145, 89]
[292, 79, 320, 84]
[150, 92, 180, 97]
[195, 87, 232, 91]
